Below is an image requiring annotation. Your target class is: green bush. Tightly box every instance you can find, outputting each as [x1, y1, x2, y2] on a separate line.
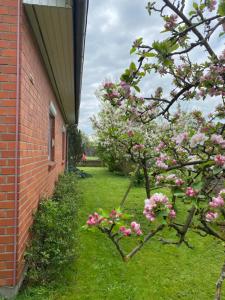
[25, 173, 79, 285]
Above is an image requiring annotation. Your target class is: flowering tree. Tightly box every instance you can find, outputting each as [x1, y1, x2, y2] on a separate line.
[85, 1, 225, 298]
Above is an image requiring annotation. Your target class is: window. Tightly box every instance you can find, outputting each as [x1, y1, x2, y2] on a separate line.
[62, 130, 66, 161]
[48, 102, 57, 162]
[48, 113, 55, 161]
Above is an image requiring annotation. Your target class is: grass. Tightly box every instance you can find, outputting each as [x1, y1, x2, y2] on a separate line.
[17, 167, 224, 300]
[86, 156, 99, 161]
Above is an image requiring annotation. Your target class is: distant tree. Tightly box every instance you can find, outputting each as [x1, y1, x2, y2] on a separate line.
[67, 125, 84, 171]
[81, 132, 98, 157]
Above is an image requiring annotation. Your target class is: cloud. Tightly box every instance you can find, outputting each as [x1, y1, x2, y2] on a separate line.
[80, 0, 160, 134]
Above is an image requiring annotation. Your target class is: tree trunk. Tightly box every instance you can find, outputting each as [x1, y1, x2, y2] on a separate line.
[142, 160, 150, 198]
[215, 258, 225, 300]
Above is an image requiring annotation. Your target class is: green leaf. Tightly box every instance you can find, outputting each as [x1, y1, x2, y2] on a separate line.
[219, 32, 225, 37]
[144, 52, 156, 57]
[130, 47, 136, 55]
[189, 10, 196, 15]
[174, 192, 185, 197]
[199, 3, 206, 10]
[121, 213, 133, 220]
[133, 85, 141, 92]
[218, 0, 225, 16]
[130, 62, 137, 71]
[192, 181, 203, 190]
[198, 195, 206, 199]
[193, 2, 198, 9]
[213, 166, 222, 175]
[81, 225, 88, 230]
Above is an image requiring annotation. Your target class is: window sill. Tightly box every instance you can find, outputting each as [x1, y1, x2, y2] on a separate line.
[48, 161, 56, 170]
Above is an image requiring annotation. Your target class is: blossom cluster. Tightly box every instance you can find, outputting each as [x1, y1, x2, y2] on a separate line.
[214, 154, 225, 168]
[120, 221, 143, 237]
[206, 0, 217, 12]
[164, 14, 178, 31]
[86, 212, 104, 226]
[205, 189, 225, 222]
[156, 174, 184, 186]
[185, 187, 198, 197]
[143, 193, 176, 222]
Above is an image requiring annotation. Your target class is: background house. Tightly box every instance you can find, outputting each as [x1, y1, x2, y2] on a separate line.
[0, 0, 88, 297]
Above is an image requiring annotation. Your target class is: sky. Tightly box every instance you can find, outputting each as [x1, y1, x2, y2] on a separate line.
[79, 0, 224, 135]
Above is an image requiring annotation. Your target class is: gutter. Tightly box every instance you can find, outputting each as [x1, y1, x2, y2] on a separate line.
[14, 0, 21, 286]
[72, 0, 89, 125]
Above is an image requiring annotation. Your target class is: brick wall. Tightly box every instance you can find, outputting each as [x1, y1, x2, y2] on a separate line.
[0, 0, 18, 287]
[0, 1, 66, 287]
[17, 7, 66, 283]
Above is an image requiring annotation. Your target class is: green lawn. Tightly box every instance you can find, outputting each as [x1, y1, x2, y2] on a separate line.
[86, 156, 99, 161]
[17, 167, 224, 300]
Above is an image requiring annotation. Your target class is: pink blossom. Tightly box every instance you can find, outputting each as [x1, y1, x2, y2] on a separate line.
[131, 221, 140, 232]
[104, 82, 114, 89]
[186, 187, 198, 197]
[205, 211, 218, 222]
[164, 14, 178, 30]
[156, 160, 168, 169]
[169, 209, 176, 219]
[133, 144, 145, 151]
[143, 193, 174, 222]
[173, 132, 188, 145]
[131, 221, 143, 235]
[209, 196, 224, 208]
[109, 209, 121, 219]
[207, 0, 217, 11]
[211, 134, 225, 146]
[119, 226, 132, 236]
[151, 193, 169, 204]
[86, 212, 103, 226]
[156, 153, 169, 169]
[155, 141, 165, 152]
[127, 130, 134, 137]
[190, 133, 208, 148]
[214, 154, 225, 167]
[175, 179, 184, 186]
[166, 174, 176, 181]
[144, 211, 156, 222]
[172, 159, 177, 165]
[156, 175, 165, 184]
[136, 229, 143, 236]
[120, 81, 130, 94]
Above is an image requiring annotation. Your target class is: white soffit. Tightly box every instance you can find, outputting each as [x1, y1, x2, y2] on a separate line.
[23, 0, 75, 123]
[23, 0, 72, 8]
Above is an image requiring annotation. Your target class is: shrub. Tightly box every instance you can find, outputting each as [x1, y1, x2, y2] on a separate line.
[25, 173, 79, 284]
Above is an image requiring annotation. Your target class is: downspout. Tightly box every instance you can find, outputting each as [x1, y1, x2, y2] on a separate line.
[13, 0, 21, 286]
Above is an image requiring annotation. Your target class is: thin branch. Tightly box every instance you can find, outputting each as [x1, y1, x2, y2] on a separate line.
[120, 165, 141, 208]
[125, 225, 165, 261]
[163, 0, 218, 59]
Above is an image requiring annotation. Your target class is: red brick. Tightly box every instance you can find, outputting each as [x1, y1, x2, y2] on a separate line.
[0, 7, 8, 15]
[1, 49, 16, 57]
[1, 83, 16, 91]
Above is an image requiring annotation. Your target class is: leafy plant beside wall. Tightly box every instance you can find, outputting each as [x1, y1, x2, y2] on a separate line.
[25, 173, 80, 284]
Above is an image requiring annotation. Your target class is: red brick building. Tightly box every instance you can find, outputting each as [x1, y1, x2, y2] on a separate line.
[0, 0, 88, 297]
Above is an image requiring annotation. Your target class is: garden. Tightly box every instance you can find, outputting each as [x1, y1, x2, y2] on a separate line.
[15, 0, 225, 299]
[16, 167, 224, 299]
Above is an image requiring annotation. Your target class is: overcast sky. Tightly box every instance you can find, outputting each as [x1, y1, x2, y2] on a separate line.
[79, 0, 224, 135]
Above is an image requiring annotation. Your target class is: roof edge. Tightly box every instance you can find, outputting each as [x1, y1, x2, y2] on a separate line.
[73, 0, 89, 125]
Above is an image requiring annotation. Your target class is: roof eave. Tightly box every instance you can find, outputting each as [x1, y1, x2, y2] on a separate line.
[73, 0, 89, 125]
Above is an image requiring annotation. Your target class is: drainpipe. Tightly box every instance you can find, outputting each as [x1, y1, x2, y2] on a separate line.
[13, 0, 21, 286]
